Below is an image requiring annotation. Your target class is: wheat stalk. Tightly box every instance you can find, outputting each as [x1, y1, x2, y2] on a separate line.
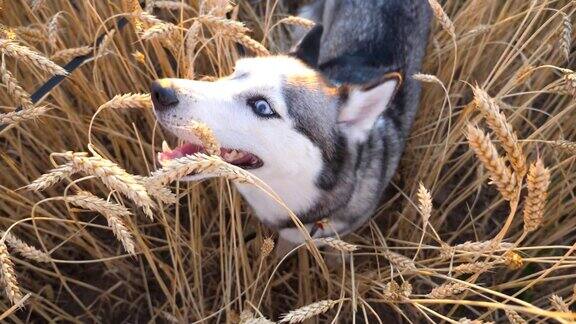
[99, 93, 152, 110]
[317, 237, 358, 252]
[0, 105, 51, 126]
[62, 151, 155, 219]
[279, 299, 340, 323]
[505, 309, 527, 324]
[427, 0, 455, 38]
[27, 163, 75, 191]
[551, 140, 576, 154]
[65, 192, 135, 254]
[51, 46, 92, 61]
[465, 124, 518, 201]
[560, 13, 572, 62]
[417, 182, 433, 227]
[523, 159, 550, 233]
[382, 250, 416, 271]
[0, 241, 22, 305]
[278, 16, 316, 29]
[0, 39, 67, 75]
[0, 231, 50, 262]
[426, 282, 468, 298]
[472, 87, 526, 178]
[1, 60, 33, 109]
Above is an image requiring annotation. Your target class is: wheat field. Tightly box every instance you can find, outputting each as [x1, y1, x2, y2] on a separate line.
[0, 0, 575, 323]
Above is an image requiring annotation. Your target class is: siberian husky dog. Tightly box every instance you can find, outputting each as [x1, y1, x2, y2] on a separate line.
[151, 0, 432, 245]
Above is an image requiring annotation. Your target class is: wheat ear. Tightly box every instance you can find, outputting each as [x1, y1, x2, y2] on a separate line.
[0, 39, 67, 75]
[237, 35, 270, 56]
[198, 15, 250, 35]
[465, 124, 518, 201]
[472, 87, 526, 178]
[452, 262, 493, 275]
[523, 159, 550, 233]
[98, 93, 152, 110]
[141, 23, 176, 40]
[188, 121, 221, 155]
[47, 12, 63, 48]
[0, 106, 51, 126]
[413, 73, 444, 87]
[51, 46, 92, 62]
[563, 73, 576, 96]
[551, 140, 576, 154]
[260, 237, 275, 257]
[153, 1, 193, 11]
[427, 0, 455, 38]
[560, 13, 572, 62]
[62, 151, 155, 219]
[279, 300, 340, 323]
[417, 182, 433, 227]
[505, 309, 527, 324]
[382, 251, 416, 271]
[1, 60, 33, 109]
[65, 192, 135, 254]
[27, 163, 75, 191]
[0, 241, 22, 305]
[426, 282, 468, 298]
[278, 16, 316, 29]
[317, 237, 358, 252]
[0, 231, 50, 262]
[550, 294, 570, 313]
[15, 26, 47, 42]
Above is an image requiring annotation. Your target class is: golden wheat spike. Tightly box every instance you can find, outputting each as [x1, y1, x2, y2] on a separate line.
[65, 192, 135, 254]
[472, 87, 527, 178]
[51, 46, 92, 62]
[465, 124, 518, 201]
[505, 309, 527, 324]
[27, 163, 75, 191]
[426, 282, 468, 298]
[278, 16, 316, 29]
[0, 241, 22, 305]
[0, 106, 51, 126]
[0, 39, 67, 75]
[1, 60, 33, 109]
[427, 0, 455, 38]
[0, 231, 50, 263]
[99, 93, 153, 110]
[523, 159, 550, 233]
[417, 182, 433, 226]
[382, 250, 416, 271]
[62, 151, 156, 219]
[317, 237, 358, 252]
[279, 299, 340, 323]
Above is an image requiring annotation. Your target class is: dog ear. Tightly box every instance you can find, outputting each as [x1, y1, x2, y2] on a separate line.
[290, 25, 323, 67]
[337, 72, 402, 143]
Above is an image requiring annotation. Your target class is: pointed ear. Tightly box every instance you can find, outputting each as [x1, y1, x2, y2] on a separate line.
[290, 25, 323, 67]
[338, 72, 402, 143]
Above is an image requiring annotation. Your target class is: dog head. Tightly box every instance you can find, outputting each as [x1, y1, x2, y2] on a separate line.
[151, 26, 400, 222]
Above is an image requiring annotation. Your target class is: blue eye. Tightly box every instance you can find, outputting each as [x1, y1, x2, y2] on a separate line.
[249, 98, 276, 117]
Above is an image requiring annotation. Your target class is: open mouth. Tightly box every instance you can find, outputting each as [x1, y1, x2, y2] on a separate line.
[158, 141, 264, 170]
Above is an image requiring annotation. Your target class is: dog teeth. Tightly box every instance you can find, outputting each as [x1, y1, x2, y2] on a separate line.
[162, 140, 171, 153]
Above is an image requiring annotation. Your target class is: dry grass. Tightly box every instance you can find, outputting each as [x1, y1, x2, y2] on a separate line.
[0, 0, 575, 322]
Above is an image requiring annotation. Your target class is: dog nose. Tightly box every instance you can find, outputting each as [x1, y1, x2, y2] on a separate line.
[150, 80, 179, 111]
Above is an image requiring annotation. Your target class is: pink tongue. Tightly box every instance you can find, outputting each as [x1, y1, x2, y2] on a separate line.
[159, 143, 203, 160]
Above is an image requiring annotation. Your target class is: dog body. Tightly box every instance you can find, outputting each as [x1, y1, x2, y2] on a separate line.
[151, 0, 431, 244]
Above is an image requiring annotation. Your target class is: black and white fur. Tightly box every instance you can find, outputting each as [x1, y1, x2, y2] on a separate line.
[151, 0, 432, 245]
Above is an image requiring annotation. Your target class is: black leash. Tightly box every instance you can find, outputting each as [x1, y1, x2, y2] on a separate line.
[0, 16, 130, 133]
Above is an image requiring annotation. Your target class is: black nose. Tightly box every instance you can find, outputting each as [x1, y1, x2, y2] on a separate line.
[150, 80, 179, 111]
